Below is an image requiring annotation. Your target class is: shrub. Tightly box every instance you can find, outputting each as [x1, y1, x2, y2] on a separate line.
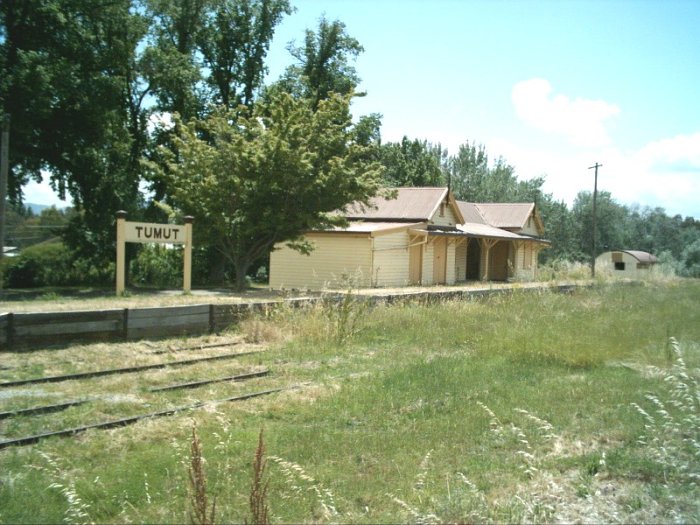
[2, 242, 75, 287]
[679, 239, 700, 278]
[130, 244, 184, 288]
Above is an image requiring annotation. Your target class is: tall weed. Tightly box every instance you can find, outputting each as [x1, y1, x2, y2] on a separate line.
[35, 452, 92, 525]
[631, 338, 700, 485]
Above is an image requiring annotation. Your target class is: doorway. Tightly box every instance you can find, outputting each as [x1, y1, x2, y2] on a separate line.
[432, 237, 447, 284]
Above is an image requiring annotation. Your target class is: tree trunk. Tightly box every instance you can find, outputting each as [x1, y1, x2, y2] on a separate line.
[233, 257, 251, 292]
[208, 256, 226, 284]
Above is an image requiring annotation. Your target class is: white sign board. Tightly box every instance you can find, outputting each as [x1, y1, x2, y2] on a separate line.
[124, 222, 186, 244]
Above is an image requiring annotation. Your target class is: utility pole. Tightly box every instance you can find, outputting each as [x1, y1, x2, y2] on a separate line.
[588, 162, 602, 278]
[0, 114, 9, 264]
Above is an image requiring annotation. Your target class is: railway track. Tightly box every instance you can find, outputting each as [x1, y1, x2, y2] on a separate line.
[0, 385, 296, 449]
[0, 349, 264, 388]
[0, 338, 283, 449]
[148, 340, 243, 355]
[0, 400, 87, 420]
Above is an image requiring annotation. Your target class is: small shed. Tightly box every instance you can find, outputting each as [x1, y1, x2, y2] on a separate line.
[596, 250, 658, 276]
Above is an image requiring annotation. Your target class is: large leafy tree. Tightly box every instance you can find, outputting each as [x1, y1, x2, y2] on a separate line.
[153, 92, 385, 290]
[1, 0, 149, 264]
[145, 0, 292, 281]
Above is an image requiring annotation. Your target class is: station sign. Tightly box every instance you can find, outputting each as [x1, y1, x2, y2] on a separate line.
[124, 222, 187, 244]
[115, 211, 193, 295]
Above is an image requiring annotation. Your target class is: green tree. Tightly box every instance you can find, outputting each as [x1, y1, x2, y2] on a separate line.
[144, 0, 291, 282]
[449, 141, 545, 203]
[679, 238, 700, 278]
[1, 0, 150, 270]
[276, 16, 363, 110]
[153, 92, 385, 290]
[142, 0, 209, 121]
[449, 142, 489, 200]
[572, 190, 628, 261]
[379, 137, 447, 187]
[199, 0, 291, 109]
[537, 196, 583, 262]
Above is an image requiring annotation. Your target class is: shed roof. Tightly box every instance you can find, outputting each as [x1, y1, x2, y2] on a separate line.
[345, 187, 463, 223]
[622, 250, 659, 264]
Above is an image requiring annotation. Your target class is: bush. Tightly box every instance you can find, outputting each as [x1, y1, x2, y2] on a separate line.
[130, 244, 184, 288]
[2, 242, 75, 287]
[679, 239, 700, 278]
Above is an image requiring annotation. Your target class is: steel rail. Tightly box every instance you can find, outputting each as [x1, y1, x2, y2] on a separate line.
[0, 400, 86, 420]
[150, 340, 242, 355]
[0, 350, 264, 388]
[148, 369, 270, 392]
[0, 386, 294, 449]
[0, 370, 268, 419]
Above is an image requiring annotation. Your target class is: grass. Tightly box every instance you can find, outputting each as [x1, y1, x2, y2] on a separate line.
[0, 279, 699, 523]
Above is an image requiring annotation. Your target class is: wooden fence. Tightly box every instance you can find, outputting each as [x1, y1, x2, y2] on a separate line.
[0, 301, 283, 351]
[0, 283, 588, 351]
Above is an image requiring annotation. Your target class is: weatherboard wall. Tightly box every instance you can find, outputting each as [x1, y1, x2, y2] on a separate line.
[269, 234, 373, 290]
[371, 230, 411, 287]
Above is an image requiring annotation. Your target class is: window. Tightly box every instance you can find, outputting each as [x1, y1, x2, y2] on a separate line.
[615, 262, 626, 271]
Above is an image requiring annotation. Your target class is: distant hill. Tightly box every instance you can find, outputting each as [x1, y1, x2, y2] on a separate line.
[25, 202, 66, 214]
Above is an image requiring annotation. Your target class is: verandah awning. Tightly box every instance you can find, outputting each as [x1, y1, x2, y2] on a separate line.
[409, 223, 550, 244]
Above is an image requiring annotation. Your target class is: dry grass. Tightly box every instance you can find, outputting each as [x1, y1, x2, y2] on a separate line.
[2, 282, 699, 523]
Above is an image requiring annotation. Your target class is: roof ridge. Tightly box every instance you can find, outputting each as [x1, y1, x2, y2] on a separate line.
[472, 203, 489, 225]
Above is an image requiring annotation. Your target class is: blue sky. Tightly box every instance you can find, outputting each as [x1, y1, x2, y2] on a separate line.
[27, 0, 700, 218]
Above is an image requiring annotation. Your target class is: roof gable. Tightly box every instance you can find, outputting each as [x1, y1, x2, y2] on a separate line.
[472, 203, 535, 229]
[457, 201, 543, 234]
[345, 187, 464, 223]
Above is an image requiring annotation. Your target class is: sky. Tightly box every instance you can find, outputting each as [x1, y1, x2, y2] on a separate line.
[25, 0, 700, 219]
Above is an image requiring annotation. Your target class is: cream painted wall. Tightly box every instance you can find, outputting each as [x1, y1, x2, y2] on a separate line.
[455, 241, 467, 281]
[431, 202, 460, 227]
[269, 234, 372, 289]
[518, 214, 543, 237]
[372, 230, 412, 287]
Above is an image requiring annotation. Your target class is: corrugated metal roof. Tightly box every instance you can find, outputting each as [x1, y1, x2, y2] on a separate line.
[457, 202, 535, 229]
[457, 202, 488, 224]
[345, 187, 450, 221]
[457, 222, 549, 243]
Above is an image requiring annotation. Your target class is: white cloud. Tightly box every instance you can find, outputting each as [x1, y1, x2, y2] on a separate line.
[23, 173, 71, 208]
[636, 132, 700, 172]
[488, 132, 700, 218]
[512, 79, 620, 148]
[609, 133, 700, 217]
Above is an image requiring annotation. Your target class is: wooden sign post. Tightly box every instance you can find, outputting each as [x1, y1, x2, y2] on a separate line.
[116, 211, 193, 295]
